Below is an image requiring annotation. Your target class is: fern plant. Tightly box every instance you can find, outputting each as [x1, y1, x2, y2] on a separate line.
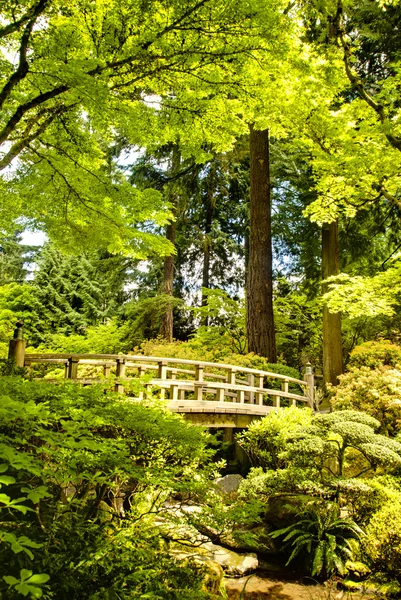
[270, 505, 364, 578]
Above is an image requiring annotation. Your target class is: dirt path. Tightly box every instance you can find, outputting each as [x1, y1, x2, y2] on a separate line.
[224, 576, 365, 600]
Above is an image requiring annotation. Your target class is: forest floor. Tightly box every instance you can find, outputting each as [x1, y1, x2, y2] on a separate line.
[224, 575, 367, 599]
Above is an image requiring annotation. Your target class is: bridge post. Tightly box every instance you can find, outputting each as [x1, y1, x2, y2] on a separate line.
[194, 382, 203, 401]
[8, 321, 26, 368]
[255, 374, 264, 406]
[137, 366, 146, 400]
[215, 386, 225, 402]
[273, 394, 280, 408]
[304, 362, 314, 409]
[227, 368, 236, 385]
[158, 360, 168, 379]
[247, 374, 255, 404]
[68, 357, 79, 379]
[115, 358, 126, 394]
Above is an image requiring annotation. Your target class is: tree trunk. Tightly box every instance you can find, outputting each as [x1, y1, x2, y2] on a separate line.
[247, 126, 277, 361]
[322, 220, 343, 386]
[201, 169, 214, 325]
[159, 147, 180, 342]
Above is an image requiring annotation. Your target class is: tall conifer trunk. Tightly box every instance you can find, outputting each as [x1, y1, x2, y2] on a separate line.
[247, 126, 276, 361]
[322, 220, 343, 386]
[201, 167, 215, 326]
[159, 147, 180, 342]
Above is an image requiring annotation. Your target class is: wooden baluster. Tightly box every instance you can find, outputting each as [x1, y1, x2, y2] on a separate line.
[68, 357, 79, 379]
[170, 368, 177, 380]
[237, 389, 245, 404]
[194, 364, 204, 401]
[158, 360, 168, 379]
[103, 363, 111, 377]
[178, 388, 185, 400]
[282, 380, 295, 406]
[170, 382, 179, 400]
[138, 366, 146, 400]
[304, 362, 315, 410]
[194, 382, 203, 401]
[157, 360, 168, 399]
[227, 368, 236, 402]
[273, 378, 283, 408]
[64, 361, 69, 379]
[215, 385, 225, 402]
[195, 364, 204, 382]
[247, 374, 255, 404]
[227, 368, 236, 385]
[115, 358, 126, 394]
[255, 374, 264, 406]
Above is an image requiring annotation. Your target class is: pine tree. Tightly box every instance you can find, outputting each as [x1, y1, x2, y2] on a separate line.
[0, 230, 37, 285]
[33, 245, 104, 339]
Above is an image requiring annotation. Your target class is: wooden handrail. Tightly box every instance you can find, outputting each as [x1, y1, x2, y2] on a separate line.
[25, 353, 307, 386]
[23, 351, 314, 410]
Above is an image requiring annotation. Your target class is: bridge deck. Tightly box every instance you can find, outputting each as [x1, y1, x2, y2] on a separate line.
[23, 352, 315, 422]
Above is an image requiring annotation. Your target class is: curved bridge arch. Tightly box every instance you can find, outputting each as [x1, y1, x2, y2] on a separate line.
[24, 353, 314, 426]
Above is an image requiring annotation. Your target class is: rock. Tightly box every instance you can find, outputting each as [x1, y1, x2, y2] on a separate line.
[203, 542, 258, 577]
[215, 474, 244, 494]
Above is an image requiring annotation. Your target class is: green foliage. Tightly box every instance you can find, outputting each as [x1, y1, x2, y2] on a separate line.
[330, 366, 401, 436]
[137, 338, 301, 382]
[191, 288, 246, 355]
[236, 406, 313, 470]
[30, 321, 131, 356]
[274, 292, 322, 371]
[270, 505, 363, 578]
[0, 231, 37, 286]
[0, 283, 41, 356]
[365, 501, 401, 579]
[348, 340, 401, 370]
[0, 378, 219, 598]
[122, 295, 185, 348]
[238, 408, 401, 501]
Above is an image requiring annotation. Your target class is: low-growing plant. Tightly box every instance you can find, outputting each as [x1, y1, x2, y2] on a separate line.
[270, 505, 363, 578]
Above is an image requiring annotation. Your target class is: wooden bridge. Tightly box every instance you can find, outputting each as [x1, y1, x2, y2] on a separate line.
[9, 323, 314, 428]
[19, 355, 314, 429]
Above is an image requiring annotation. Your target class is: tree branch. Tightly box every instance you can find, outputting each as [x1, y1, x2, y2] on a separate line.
[337, 0, 401, 153]
[0, 105, 71, 171]
[0, 0, 50, 111]
[0, 0, 49, 39]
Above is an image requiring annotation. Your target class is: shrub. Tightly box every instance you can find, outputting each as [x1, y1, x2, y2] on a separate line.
[137, 339, 303, 393]
[236, 406, 313, 470]
[349, 340, 401, 370]
[270, 504, 363, 578]
[365, 501, 401, 579]
[331, 366, 401, 436]
[0, 378, 218, 599]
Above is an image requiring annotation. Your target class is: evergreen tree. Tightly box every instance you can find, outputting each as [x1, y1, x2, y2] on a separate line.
[33, 245, 104, 339]
[0, 230, 37, 285]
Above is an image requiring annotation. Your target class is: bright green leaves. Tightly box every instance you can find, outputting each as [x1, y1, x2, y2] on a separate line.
[322, 262, 401, 319]
[0, 377, 216, 598]
[3, 570, 50, 598]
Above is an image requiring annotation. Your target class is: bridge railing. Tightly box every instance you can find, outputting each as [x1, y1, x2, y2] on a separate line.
[22, 351, 314, 410]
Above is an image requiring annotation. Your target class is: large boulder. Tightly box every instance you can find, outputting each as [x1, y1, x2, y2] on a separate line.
[203, 542, 258, 577]
[215, 474, 244, 494]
